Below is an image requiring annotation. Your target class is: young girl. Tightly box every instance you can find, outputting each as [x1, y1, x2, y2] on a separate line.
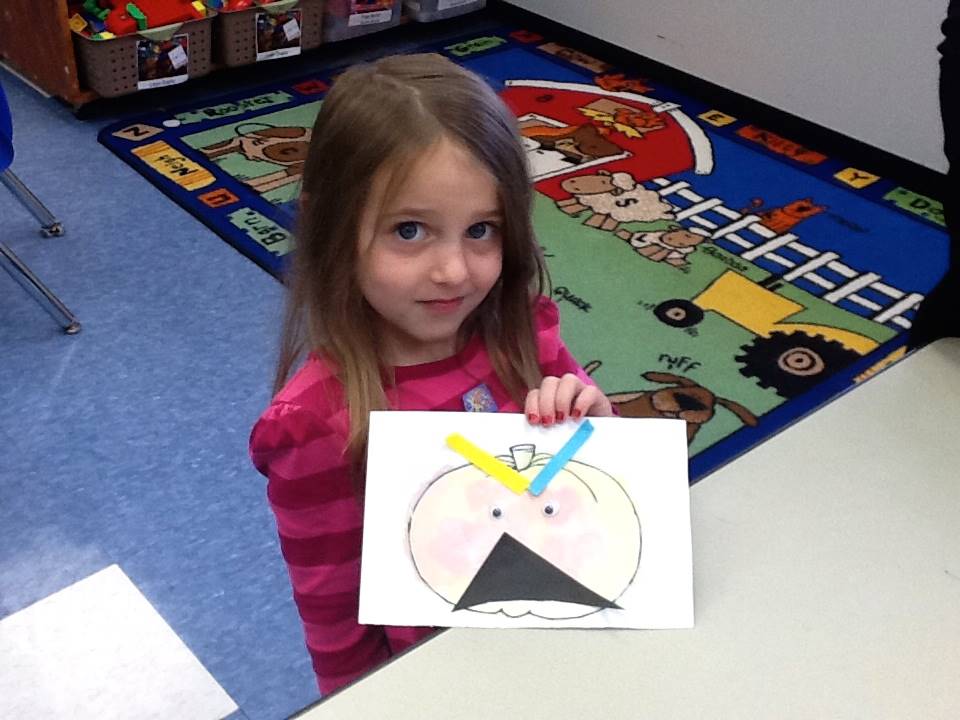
[249, 53, 614, 695]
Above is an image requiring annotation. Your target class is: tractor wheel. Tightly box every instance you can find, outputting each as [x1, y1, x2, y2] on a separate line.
[654, 299, 704, 328]
[735, 331, 861, 398]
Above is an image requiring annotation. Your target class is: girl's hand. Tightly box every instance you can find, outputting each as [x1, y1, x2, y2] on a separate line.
[525, 373, 614, 426]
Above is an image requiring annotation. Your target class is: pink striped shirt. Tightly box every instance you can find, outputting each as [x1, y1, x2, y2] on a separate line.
[249, 297, 591, 694]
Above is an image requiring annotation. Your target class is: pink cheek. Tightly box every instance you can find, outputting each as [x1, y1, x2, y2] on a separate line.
[566, 531, 606, 571]
[533, 486, 601, 573]
[539, 530, 605, 577]
[422, 518, 499, 579]
[538, 485, 585, 527]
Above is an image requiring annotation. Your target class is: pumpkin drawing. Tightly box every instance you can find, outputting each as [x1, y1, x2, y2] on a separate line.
[408, 443, 642, 619]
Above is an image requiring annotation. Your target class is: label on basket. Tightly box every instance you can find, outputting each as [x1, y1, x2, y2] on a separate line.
[438, 0, 473, 10]
[168, 44, 189, 70]
[283, 18, 302, 41]
[137, 34, 190, 91]
[348, 1, 394, 26]
[256, 10, 303, 61]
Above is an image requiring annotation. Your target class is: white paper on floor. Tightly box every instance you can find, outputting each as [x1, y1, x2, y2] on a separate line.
[0, 564, 238, 720]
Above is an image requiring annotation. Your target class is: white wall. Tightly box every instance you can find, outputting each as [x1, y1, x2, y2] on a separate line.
[507, 0, 949, 172]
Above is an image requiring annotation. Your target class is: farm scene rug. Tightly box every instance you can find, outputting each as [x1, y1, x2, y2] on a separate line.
[98, 25, 950, 481]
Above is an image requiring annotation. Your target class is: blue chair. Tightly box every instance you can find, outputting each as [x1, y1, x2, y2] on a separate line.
[1, 78, 79, 334]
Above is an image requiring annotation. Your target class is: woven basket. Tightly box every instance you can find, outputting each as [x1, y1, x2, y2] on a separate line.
[403, 0, 485, 22]
[74, 15, 214, 98]
[323, 0, 400, 42]
[217, 0, 324, 67]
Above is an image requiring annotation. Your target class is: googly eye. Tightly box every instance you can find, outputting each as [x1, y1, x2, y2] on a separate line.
[541, 502, 559, 518]
[490, 506, 504, 520]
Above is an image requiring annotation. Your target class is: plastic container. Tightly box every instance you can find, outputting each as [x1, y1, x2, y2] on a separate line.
[216, 0, 323, 67]
[403, 0, 484, 22]
[323, 0, 401, 42]
[74, 14, 214, 97]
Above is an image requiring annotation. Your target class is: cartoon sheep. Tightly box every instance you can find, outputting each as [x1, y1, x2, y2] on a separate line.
[615, 227, 709, 268]
[556, 170, 675, 232]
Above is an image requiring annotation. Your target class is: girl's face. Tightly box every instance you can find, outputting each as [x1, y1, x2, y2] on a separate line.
[357, 137, 504, 366]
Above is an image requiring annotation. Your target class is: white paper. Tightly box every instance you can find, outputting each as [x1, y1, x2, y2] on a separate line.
[283, 18, 301, 41]
[167, 44, 188, 70]
[0, 565, 237, 719]
[359, 412, 693, 629]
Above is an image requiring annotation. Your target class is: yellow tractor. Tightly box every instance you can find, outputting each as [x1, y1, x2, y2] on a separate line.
[654, 271, 879, 398]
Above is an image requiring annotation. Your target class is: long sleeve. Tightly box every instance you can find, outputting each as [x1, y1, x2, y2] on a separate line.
[250, 401, 392, 695]
[534, 296, 594, 383]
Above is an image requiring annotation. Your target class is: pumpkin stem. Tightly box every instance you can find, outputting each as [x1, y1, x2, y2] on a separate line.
[509, 443, 536, 471]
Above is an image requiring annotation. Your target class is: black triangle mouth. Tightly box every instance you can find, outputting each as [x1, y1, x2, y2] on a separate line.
[454, 533, 620, 612]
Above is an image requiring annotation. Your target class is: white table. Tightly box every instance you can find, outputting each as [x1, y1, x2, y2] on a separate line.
[296, 338, 960, 720]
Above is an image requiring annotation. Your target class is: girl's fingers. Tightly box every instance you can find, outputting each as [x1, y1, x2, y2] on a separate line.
[553, 373, 581, 422]
[536, 375, 560, 425]
[528, 376, 612, 425]
[577, 385, 616, 418]
[524, 388, 541, 424]
[571, 384, 601, 419]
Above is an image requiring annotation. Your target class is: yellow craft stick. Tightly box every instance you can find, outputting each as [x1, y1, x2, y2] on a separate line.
[446, 433, 530, 494]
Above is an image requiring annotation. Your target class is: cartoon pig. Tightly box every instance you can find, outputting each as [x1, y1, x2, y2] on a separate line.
[408, 444, 641, 619]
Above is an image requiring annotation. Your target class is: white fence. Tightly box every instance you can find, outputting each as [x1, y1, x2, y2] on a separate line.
[649, 177, 924, 330]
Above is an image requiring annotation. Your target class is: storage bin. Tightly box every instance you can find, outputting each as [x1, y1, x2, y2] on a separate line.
[403, 0, 484, 22]
[216, 0, 323, 67]
[74, 14, 214, 97]
[323, 0, 400, 42]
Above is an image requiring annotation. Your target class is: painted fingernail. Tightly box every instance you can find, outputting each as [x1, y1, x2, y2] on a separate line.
[528, 413, 539, 424]
[571, 408, 582, 419]
[556, 411, 565, 422]
[542, 415, 554, 426]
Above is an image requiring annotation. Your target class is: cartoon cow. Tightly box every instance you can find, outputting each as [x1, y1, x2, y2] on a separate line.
[556, 171, 674, 232]
[523, 123, 622, 165]
[199, 125, 312, 194]
[521, 136, 579, 178]
[615, 227, 710, 267]
[408, 444, 641, 620]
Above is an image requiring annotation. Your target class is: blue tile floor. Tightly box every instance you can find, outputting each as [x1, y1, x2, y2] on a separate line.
[0, 13, 500, 719]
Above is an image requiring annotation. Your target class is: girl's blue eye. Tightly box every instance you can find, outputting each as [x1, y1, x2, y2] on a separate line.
[395, 222, 423, 241]
[466, 222, 494, 240]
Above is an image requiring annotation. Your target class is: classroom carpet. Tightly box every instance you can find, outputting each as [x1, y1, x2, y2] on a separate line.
[98, 24, 950, 480]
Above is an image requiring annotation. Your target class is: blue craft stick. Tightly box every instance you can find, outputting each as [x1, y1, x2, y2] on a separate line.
[528, 419, 595, 496]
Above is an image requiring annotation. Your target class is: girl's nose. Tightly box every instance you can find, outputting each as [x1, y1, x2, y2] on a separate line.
[430, 240, 469, 285]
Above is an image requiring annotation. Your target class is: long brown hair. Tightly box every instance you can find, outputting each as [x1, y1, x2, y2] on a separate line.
[275, 53, 548, 467]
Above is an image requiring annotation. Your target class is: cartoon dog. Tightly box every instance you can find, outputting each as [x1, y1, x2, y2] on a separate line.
[743, 197, 826, 235]
[199, 125, 312, 194]
[605, 371, 759, 443]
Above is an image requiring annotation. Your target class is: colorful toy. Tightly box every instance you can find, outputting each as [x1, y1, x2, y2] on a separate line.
[81, 0, 112, 20]
[93, 0, 206, 36]
[221, 0, 271, 10]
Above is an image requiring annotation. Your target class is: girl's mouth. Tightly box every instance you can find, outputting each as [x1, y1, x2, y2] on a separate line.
[420, 297, 465, 313]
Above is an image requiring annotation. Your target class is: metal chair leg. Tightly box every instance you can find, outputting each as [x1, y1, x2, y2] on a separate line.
[0, 168, 64, 237]
[0, 241, 80, 334]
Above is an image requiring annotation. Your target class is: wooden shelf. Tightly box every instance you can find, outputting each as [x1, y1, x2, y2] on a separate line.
[0, 0, 99, 106]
